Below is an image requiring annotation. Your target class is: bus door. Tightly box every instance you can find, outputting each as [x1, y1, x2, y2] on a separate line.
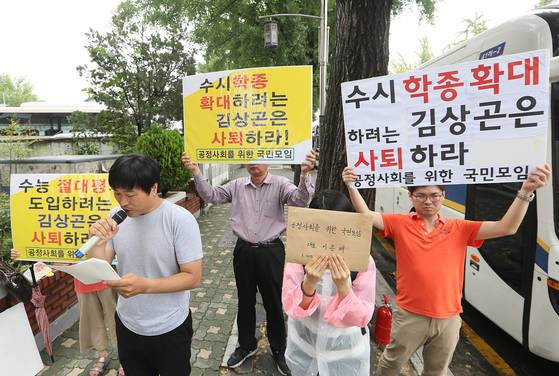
[464, 182, 538, 344]
[374, 187, 395, 214]
[393, 187, 411, 214]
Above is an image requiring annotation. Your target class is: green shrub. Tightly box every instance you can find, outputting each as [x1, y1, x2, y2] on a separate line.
[0, 192, 17, 268]
[135, 125, 192, 195]
[67, 110, 137, 154]
[72, 137, 100, 155]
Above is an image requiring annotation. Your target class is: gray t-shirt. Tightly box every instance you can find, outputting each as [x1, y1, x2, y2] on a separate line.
[109, 199, 203, 336]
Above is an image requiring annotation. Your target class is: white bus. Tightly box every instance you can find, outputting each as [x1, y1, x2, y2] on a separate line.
[376, 5, 559, 361]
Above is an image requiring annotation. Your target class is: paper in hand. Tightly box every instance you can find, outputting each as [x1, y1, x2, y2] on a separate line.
[51, 258, 120, 284]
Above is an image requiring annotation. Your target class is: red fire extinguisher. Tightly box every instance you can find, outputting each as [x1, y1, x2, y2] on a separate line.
[374, 294, 392, 346]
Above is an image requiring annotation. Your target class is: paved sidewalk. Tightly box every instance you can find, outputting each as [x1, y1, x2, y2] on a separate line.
[36, 201, 266, 376]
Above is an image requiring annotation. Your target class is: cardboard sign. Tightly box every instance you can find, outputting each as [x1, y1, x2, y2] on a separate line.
[183, 65, 313, 164]
[341, 49, 549, 188]
[286, 207, 373, 271]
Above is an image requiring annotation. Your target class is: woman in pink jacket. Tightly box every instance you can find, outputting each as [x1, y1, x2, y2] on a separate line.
[282, 190, 376, 376]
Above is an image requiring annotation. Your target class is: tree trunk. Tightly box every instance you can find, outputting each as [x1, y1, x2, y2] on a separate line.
[316, 0, 391, 207]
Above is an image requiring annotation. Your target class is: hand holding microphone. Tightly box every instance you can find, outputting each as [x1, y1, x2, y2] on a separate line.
[75, 210, 127, 258]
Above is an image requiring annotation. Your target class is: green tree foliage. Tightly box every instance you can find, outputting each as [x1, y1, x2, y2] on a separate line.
[392, 10, 485, 74]
[536, 0, 555, 8]
[0, 193, 11, 249]
[0, 74, 38, 106]
[390, 55, 415, 74]
[0, 120, 32, 261]
[77, 0, 197, 136]
[460, 12, 487, 39]
[67, 111, 137, 154]
[445, 12, 488, 51]
[390, 36, 434, 73]
[0, 192, 15, 266]
[0, 119, 34, 175]
[184, 0, 336, 115]
[317, 0, 437, 201]
[67, 111, 100, 155]
[392, 0, 436, 21]
[135, 125, 192, 195]
[417, 37, 434, 65]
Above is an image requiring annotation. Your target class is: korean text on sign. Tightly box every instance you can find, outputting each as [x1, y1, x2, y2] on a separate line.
[10, 174, 119, 263]
[285, 207, 373, 272]
[183, 66, 313, 164]
[341, 49, 549, 188]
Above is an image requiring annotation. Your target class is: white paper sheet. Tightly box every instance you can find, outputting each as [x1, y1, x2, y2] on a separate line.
[51, 258, 120, 284]
[0, 303, 44, 375]
[23, 262, 54, 284]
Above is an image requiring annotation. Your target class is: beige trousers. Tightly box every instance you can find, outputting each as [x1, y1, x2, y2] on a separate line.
[376, 304, 461, 376]
[77, 288, 118, 353]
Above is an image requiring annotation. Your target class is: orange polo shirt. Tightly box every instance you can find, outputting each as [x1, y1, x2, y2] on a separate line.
[74, 279, 107, 294]
[381, 213, 483, 318]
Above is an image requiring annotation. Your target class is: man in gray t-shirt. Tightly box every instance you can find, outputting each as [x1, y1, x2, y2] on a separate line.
[89, 154, 203, 376]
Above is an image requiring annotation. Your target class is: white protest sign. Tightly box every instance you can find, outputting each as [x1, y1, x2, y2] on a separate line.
[342, 49, 549, 188]
[0, 303, 44, 375]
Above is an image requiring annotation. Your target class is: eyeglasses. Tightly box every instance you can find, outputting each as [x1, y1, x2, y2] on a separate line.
[412, 193, 444, 202]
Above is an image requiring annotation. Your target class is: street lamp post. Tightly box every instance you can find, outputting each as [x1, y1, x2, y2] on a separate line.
[260, 0, 328, 150]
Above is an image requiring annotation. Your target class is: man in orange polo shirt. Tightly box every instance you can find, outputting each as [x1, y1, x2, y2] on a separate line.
[342, 164, 551, 376]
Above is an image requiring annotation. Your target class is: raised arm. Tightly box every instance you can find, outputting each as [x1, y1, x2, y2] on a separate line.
[476, 164, 551, 240]
[86, 216, 117, 264]
[182, 151, 233, 204]
[323, 254, 376, 328]
[282, 255, 329, 318]
[281, 150, 317, 206]
[342, 166, 385, 231]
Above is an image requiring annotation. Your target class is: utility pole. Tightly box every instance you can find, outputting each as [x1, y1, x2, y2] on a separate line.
[260, 2, 329, 183]
[318, 0, 328, 150]
[260, 2, 328, 147]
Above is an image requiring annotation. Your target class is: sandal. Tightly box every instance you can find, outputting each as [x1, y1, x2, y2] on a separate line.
[89, 356, 107, 376]
[117, 366, 125, 376]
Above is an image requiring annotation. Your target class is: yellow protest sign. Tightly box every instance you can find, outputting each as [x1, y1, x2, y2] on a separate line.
[183, 65, 312, 163]
[10, 174, 118, 263]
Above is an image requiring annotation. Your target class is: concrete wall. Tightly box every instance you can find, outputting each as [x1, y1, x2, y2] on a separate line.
[201, 163, 232, 186]
[0, 134, 117, 158]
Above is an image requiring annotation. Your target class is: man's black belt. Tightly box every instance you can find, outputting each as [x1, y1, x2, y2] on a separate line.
[237, 237, 282, 248]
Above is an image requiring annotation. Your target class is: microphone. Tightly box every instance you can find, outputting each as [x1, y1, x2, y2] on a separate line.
[74, 210, 127, 258]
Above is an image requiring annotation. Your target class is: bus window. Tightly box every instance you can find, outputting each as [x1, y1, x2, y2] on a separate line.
[466, 183, 537, 295]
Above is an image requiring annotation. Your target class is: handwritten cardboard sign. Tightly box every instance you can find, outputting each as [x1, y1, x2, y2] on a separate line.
[286, 207, 373, 271]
